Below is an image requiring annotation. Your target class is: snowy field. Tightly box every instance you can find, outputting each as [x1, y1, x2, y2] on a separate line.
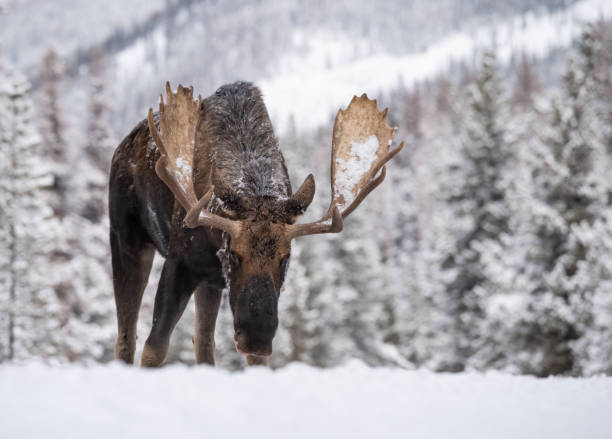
[1, 362, 611, 439]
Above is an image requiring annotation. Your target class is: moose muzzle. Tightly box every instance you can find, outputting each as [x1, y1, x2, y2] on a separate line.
[234, 275, 278, 356]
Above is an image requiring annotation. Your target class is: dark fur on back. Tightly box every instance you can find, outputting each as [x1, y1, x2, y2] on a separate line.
[201, 82, 292, 211]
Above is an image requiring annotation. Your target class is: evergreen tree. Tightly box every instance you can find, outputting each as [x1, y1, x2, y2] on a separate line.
[403, 82, 422, 140]
[37, 48, 69, 217]
[60, 47, 117, 363]
[580, 21, 612, 157]
[512, 53, 540, 109]
[0, 54, 63, 362]
[437, 51, 515, 371]
[37, 47, 119, 364]
[80, 47, 114, 222]
[435, 75, 452, 114]
[516, 44, 609, 376]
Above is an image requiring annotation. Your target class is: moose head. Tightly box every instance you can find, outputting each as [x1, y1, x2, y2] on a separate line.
[146, 83, 403, 364]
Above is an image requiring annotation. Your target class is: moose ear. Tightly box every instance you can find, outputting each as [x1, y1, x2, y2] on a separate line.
[285, 174, 315, 217]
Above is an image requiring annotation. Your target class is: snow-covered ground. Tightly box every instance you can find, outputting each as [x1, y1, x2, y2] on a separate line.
[1, 361, 611, 439]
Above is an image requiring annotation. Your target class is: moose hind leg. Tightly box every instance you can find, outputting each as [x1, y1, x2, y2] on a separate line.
[141, 258, 196, 367]
[194, 285, 222, 365]
[111, 230, 155, 364]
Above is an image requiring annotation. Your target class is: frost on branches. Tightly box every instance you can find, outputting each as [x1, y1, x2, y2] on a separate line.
[515, 36, 612, 376]
[435, 51, 518, 372]
[0, 55, 63, 362]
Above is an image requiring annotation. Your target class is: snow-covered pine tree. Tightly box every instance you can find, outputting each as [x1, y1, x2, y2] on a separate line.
[516, 41, 610, 376]
[340, 212, 385, 364]
[435, 75, 452, 114]
[60, 47, 116, 363]
[511, 53, 540, 109]
[578, 21, 612, 158]
[395, 78, 462, 370]
[569, 20, 612, 375]
[37, 48, 69, 218]
[436, 50, 516, 372]
[0, 53, 63, 363]
[403, 82, 422, 140]
[81, 47, 114, 222]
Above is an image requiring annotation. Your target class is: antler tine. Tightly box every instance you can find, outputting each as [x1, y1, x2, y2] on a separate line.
[183, 186, 240, 237]
[147, 83, 241, 238]
[286, 203, 343, 240]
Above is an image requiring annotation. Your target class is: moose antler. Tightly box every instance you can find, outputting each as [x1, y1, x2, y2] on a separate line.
[287, 94, 403, 239]
[331, 94, 404, 218]
[148, 82, 241, 238]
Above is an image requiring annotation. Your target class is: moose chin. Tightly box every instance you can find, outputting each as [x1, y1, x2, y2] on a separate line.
[109, 81, 403, 367]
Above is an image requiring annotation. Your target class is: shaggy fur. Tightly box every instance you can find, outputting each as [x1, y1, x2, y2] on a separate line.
[198, 82, 292, 207]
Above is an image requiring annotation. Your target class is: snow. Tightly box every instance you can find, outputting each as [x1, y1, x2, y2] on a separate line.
[334, 135, 380, 208]
[174, 156, 192, 182]
[1, 362, 611, 439]
[260, 0, 612, 133]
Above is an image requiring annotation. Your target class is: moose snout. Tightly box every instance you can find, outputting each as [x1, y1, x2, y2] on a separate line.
[234, 276, 278, 355]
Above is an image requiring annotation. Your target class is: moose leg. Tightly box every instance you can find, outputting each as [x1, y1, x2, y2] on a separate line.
[141, 258, 196, 367]
[193, 285, 222, 365]
[111, 230, 155, 364]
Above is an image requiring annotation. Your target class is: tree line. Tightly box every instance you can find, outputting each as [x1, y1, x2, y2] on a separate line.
[0, 21, 611, 376]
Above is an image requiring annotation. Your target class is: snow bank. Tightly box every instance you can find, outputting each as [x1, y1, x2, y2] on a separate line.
[1, 361, 611, 439]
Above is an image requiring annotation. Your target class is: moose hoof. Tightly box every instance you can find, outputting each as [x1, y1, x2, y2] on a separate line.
[141, 341, 168, 368]
[246, 355, 269, 366]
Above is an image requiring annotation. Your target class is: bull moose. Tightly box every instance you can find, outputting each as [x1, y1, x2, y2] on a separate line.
[109, 81, 403, 367]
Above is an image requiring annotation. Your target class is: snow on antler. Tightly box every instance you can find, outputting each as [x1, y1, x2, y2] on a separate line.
[286, 94, 403, 239]
[331, 94, 404, 217]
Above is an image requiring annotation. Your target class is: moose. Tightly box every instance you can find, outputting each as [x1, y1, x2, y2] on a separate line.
[109, 81, 403, 367]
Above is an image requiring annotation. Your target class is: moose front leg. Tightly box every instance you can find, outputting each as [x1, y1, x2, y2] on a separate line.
[193, 285, 222, 365]
[141, 258, 196, 367]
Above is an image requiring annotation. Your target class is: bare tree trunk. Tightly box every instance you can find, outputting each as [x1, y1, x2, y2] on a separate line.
[6, 112, 18, 361]
[7, 222, 16, 361]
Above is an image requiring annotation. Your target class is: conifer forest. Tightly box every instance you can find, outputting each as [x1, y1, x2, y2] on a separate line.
[1, 0, 612, 378]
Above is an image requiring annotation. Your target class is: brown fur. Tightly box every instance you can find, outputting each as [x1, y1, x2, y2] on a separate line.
[193, 285, 222, 365]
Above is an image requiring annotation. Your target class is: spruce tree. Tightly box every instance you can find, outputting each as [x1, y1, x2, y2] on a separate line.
[61, 47, 116, 363]
[0, 54, 63, 362]
[437, 51, 515, 371]
[37, 49, 69, 217]
[517, 44, 609, 376]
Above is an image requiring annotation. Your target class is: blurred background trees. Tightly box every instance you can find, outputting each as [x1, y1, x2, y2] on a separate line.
[0, 1, 611, 375]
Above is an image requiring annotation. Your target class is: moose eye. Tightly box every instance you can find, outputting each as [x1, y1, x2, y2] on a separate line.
[279, 255, 290, 284]
[229, 251, 241, 268]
